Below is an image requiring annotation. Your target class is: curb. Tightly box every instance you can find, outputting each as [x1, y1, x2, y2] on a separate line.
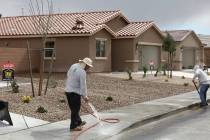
[104, 101, 203, 140]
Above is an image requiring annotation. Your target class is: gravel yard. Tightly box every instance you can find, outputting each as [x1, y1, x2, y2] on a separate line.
[0, 73, 195, 122]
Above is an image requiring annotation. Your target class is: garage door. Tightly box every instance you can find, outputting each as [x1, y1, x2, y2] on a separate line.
[139, 46, 160, 70]
[182, 48, 195, 69]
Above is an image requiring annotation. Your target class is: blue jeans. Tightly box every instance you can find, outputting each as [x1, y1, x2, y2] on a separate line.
[199, 84, 210, 105]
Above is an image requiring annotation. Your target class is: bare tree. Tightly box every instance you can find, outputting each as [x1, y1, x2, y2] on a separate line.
[28, 0, 54, 96]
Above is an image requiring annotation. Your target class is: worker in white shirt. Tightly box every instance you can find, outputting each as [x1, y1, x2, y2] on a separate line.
[192, 65, 210, 107]
[65, 57, 93, 131]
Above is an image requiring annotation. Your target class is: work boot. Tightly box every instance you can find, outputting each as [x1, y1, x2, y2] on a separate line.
[70, 126, 82, 131]
[79, 121, 86, 127]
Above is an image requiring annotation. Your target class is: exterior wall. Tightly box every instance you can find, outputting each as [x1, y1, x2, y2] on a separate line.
[134, 26, 163, 70]
[106, 16, 128, 32]
[204, 48, 210, 66]
[173, 33, 203, 70]
[163, 33, 203, 70]
[45, 36, 89, 72]
[112, 39, 135, 71]
[89, 29, 112, 72]
[0, 38, 42, 73]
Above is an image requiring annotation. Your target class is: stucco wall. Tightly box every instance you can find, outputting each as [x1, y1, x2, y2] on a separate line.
[112, 39, 135, 71]
[106, 16, 128, 32]
[46, 36, 89, 72]
[204, 48, 210, 66]
[134, 26, 163, 70]
[89, 29, 112, 72]
[0, 38, 42, 73]
[174, 33, 203, 70]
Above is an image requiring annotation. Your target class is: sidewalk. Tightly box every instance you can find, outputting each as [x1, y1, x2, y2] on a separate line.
[0, 90, 208, 140]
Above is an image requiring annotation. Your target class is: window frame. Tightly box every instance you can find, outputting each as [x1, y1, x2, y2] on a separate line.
[44, 40, 56, 60]
[95, 38, 107, 58]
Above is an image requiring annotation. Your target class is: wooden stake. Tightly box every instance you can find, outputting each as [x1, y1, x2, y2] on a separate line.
[27, 40, 35, 97]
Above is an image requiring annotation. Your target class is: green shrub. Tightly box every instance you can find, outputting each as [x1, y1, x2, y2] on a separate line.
[106, 96, 113, 101]
[184, 82, 189, 86]
[21, 96, 32, 103]
[165, 79, 169, 82]
[10, 80, 19, 93]
[181, 76, 185, 79]
[188, 66, 193, 69]
[36, 106, 48, 113]
[143, 66, 148, 78]
[126, 69, 132, 80]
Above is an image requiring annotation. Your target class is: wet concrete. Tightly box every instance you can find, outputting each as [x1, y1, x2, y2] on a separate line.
[108, 106, 210, 140]
[0, 90, 209, 140]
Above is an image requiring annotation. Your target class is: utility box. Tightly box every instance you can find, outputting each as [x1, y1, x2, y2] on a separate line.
[2, 61, 15, 81]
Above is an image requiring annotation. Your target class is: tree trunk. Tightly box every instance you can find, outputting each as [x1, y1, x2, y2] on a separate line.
[168, 52, 170, 77]
[170, 53, 173, 78]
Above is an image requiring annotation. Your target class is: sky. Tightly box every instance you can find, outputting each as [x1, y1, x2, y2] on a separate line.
[0, 0, 209, 35]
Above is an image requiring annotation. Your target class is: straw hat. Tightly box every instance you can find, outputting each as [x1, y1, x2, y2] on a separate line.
[79, 57, 93, 67]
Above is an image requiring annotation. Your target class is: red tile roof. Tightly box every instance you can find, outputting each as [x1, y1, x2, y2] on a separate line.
[0, 10, 124, 37]
[0, 10, 162, 39]
[164, 30, 203, 46]
[116, 21, 154, 38]
[198, 34, 210, 48]
[164, 30, 192, 42]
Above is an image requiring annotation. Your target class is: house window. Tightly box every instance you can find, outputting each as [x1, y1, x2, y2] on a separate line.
[96, 39, 106, 57]
[44, 41, 56, 59]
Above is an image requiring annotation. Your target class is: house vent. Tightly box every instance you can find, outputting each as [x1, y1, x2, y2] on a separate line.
[72, 17, 84, 30]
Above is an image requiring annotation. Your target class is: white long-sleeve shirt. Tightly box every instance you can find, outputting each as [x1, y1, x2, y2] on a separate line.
[193, 68, 210, 85]
[65, 63, 87, 96]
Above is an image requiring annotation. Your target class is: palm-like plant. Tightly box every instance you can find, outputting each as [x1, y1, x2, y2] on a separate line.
[162, 33, 176, 78]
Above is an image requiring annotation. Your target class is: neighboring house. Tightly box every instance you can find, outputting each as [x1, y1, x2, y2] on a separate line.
[198, 34, 210, 67]
[163, 30, 204, 70]
[0, 10, 164, 72]
[112, 21, 164, 71]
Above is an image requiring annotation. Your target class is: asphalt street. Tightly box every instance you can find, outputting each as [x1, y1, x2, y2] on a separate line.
[108, 106, 210, 140]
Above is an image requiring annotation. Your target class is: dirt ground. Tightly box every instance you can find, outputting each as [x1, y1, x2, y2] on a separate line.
[0, 72, 195, 122]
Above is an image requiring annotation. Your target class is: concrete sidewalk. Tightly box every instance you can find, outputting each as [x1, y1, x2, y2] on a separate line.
[0, 90, 208, 140]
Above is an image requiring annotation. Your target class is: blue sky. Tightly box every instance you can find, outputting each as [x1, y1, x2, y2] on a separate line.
[0, 0, 209, 35]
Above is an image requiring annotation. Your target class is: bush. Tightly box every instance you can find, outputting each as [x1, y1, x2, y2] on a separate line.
[59, 98, 66, 103]
[106, 96, 113, 101]
[22, 96, 32, 103]
[165, 79, 169, 82]
[36, 106, 48, 113]
[181, 76, 185, 79]
[188, 66, 193, 69]
[10, 80, 19, 93]
[126, 69, 132, 80]
[184, 82, 189, 86]
[143, 66, 148, 78]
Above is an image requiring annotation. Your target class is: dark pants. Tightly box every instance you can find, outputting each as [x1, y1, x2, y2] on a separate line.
[65, 92, 82, 129]
[199, 84, 210, 106]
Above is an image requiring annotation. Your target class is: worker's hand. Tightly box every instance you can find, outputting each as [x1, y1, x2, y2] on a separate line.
[83, 96, 89, 103]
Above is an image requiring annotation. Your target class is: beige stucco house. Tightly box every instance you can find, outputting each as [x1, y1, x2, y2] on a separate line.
[0, 10, 165, 73]
[198, 34, 210, 67]
[112, 22, 164, 71]
[163, 30, 204, 70]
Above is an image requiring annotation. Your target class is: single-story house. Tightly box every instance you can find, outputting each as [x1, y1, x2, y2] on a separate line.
[0, 10, 164, 73]
[163, 30, 204, 70]
[198, 34, 210, 67]
[112, 21, 164, 71]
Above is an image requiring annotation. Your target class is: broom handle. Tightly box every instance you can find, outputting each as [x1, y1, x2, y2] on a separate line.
[193, 81, 200, 94]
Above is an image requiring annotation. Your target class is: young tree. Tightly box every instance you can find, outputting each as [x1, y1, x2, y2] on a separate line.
[162, 33, 176, 78]
[29, 0, 54, 96]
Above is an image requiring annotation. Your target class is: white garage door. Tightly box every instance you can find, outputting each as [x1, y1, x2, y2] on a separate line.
[139, 46, 160, 70]
[182, 48, 195, 69]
